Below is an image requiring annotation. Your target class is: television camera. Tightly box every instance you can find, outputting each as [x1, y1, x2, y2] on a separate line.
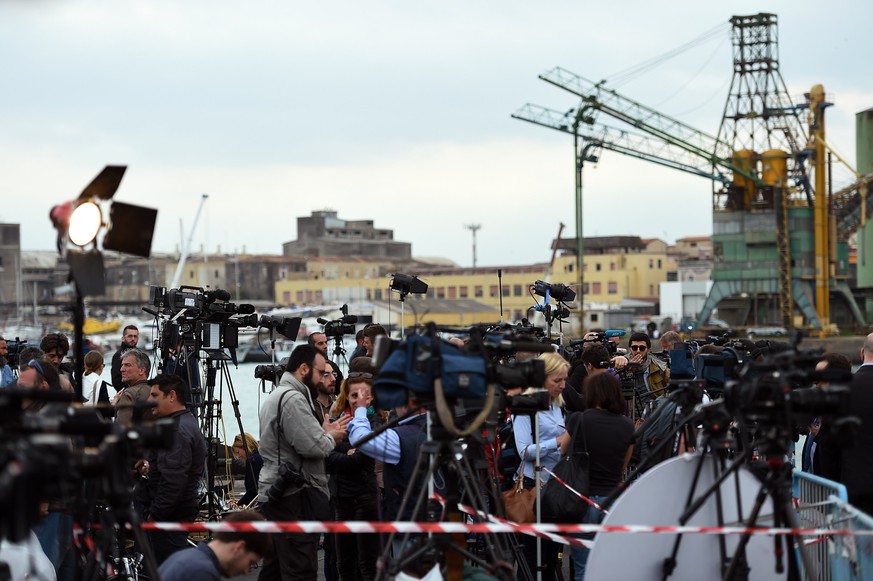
[3, 337, 31, 370]
[317, 303, 358, 338]
[0, 388, 174, 545]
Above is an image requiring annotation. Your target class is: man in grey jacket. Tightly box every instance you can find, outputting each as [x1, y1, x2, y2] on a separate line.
[257, 344, 349, 581]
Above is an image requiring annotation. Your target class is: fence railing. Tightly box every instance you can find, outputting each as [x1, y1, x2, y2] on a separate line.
[793, 470, 873, 580]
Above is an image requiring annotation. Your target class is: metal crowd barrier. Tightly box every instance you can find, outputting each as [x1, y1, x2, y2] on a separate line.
[793, 470, 873, 580]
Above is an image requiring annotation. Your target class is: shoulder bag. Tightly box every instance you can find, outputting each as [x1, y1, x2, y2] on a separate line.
[541, 410, 591, 523]
[501, 450, 537, 523]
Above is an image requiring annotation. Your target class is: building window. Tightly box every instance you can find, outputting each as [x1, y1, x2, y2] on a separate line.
[513, 284, 523, 296]
[374, 289, 382, 300]
[502, 285, 510, 297]
[437, 287, 446, 299]
[649, 259, 654, 268]
[608, 281, 618, 294]
[448, 287, 457, 299]
[283, 291, 290, 304]
[475, 285, 483, 298]
[489, 285, 498, 298]
[658, 259, 663, 268]
[610, 262, 615, 271]
[649, 284, 654, 296]
[592, 282, 602, 295]
[215, 269, 220, 278]
[590, 313, 599, 323]
[596, 263, 602, 272]
[459, 286, 468, 298]
[583, 282, 590, 294]
[296, 291, 304, 302]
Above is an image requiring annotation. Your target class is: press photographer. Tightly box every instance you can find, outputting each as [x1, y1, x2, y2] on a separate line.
[257, 345, 350, 580]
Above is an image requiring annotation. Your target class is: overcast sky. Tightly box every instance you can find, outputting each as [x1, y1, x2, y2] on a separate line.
[1, 1, 870, 270]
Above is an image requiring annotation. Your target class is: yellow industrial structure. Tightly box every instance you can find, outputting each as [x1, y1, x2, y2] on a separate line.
[515, 13, 870, 332]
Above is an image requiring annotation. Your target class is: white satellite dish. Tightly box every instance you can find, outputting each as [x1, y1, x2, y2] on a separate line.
[587, 454, 788, 580]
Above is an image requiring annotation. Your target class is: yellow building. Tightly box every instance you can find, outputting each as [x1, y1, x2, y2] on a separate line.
[553, 236, 669, 305]
[273, 236, 669, 331]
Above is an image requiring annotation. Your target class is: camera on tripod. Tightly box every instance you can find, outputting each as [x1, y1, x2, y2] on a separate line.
[317, 304, 358, 338]
[0, 390, 175, 543]
[149, 285, 259, 351]
[266, 462, 307, 503]
[532, 280, 576, 303]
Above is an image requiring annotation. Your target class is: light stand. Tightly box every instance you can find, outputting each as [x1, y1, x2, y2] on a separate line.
[389, 273, 428, 339]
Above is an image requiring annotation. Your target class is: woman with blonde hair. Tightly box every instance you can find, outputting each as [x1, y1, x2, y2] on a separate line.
[231, 432, 262, 506]
[512, 350, 571, 580]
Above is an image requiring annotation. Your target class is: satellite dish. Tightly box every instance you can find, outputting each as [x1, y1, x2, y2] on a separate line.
[587, 454, 784, 580]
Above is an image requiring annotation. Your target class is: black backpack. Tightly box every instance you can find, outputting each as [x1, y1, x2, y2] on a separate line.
[497, 416, 536, 484]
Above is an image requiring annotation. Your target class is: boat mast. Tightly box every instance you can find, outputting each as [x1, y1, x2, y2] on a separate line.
[170, 193, 209, 289]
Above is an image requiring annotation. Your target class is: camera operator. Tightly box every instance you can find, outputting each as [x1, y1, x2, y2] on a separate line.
[139, 374, 207, 565]
[113, 348, 153, 427]
[820, 333, 873, 515]
[627, 332, 670, 399]
[111, 325, 139, 390]
[0, 335, 13, 387]
[257, 345, 350, 581]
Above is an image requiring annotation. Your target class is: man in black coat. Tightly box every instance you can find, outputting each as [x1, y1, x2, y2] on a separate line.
[821, 334, 873, 515]
[111, 325, 139, 390]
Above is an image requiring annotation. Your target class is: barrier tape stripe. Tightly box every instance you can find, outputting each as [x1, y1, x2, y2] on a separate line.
[539, 466, 608, 516]
[138, 520, 873, 537]
[431, 493, 593, 549]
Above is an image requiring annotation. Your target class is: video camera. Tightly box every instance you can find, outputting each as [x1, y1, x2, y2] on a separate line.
[148, 285, 260, 351]
[723, 344, 852, 426]
[317, 304, 358, 338]
[3, 337, 31, 370]
[566, 329, 626, 359]
[371, 323, 551, 410]
[0, 388, 175, 543]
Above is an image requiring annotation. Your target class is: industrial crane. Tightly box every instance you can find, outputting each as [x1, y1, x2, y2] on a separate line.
[518, 14, 872, 332]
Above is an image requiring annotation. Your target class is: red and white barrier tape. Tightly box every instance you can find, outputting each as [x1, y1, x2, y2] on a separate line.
[432, 493, 593, 549]
[138, 520, 873, 538]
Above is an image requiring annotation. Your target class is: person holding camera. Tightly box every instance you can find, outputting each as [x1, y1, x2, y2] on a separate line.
[627, 332, 670, 399]
[257, 344, 350, 581]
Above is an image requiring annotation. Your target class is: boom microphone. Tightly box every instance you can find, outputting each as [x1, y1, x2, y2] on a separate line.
[205, 289, 232, 302]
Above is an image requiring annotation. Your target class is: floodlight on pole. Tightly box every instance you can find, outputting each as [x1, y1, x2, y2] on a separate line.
[68, 201, 103, 247]
[465, 223, 481, 268]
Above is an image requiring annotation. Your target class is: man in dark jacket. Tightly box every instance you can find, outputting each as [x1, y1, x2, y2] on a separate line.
[111, 325, 139, 390]
[140, 373, 207, 564]
[821, 334, 873, 515]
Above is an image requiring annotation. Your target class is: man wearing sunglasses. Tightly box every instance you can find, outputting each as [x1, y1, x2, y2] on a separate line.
[627, 332, 670, 399]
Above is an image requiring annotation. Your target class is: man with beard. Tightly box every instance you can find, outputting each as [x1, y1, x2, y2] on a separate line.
[257, 345, 350, 581]
[111, 325, 139, 390]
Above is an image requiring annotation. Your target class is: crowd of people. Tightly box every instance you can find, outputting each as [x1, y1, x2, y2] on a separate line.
[2, 320, 873, 581]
